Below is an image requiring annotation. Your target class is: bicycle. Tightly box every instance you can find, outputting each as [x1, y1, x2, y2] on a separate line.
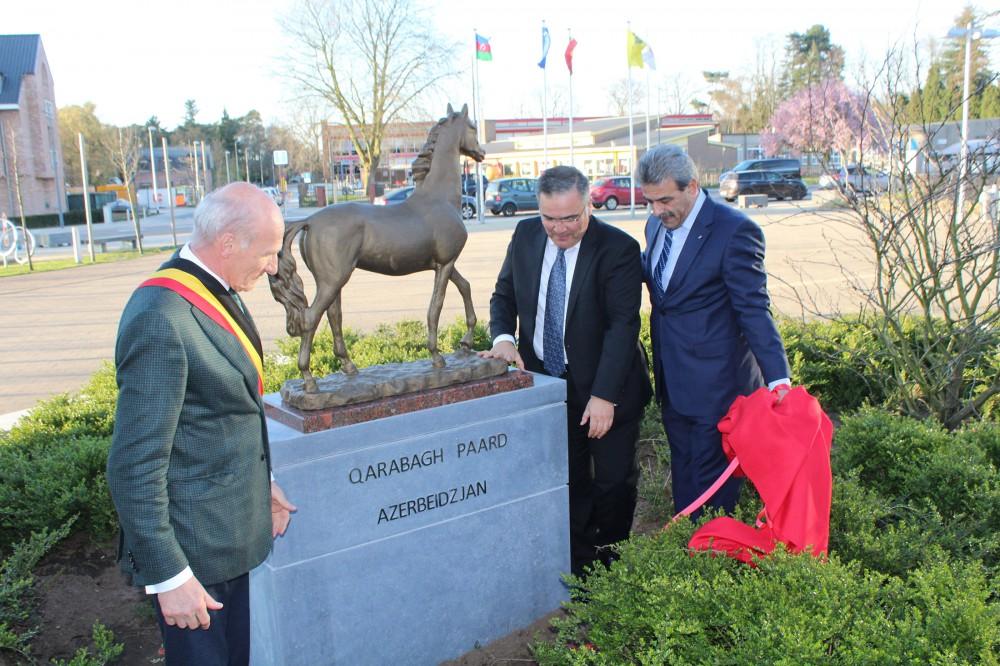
[0, 216, 36, 266]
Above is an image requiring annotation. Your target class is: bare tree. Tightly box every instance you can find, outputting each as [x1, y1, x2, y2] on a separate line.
[607, 78, 645, 117]
[101, 125, 143, 253]
[777, 45, 1000, 429]
[658, 73, 697, 115]
[281, 0, 458, 198]
[2, 121, 32, 270]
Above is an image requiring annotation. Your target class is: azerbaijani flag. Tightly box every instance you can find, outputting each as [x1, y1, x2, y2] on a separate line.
[565, 38, 578, 74]
[476, 33, 493, 61]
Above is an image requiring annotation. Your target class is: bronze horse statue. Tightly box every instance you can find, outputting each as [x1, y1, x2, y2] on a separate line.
[269, 104, 486, 393]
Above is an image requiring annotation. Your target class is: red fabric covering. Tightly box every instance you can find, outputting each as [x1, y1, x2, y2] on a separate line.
[687, 386, 833, 562]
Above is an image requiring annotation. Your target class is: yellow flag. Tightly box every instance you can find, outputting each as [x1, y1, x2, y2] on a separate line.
[627, 31, 646, 68]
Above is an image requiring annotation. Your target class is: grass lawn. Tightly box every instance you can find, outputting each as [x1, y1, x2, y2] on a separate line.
[0, 245, 174, 278]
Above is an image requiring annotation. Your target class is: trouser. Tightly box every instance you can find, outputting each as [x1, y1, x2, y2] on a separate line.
[661, 403, 743, 520]
[153, 572, 250, 666]
[566, 400, 640, 577]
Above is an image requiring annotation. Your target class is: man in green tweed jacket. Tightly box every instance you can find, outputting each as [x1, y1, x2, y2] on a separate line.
[107, 182, 295, 664]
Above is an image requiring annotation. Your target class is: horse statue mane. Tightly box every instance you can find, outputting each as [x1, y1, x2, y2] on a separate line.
[411, 114, 449, 186]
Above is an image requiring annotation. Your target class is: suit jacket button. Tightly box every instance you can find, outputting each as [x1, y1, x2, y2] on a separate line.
[260, 454, 266, 461]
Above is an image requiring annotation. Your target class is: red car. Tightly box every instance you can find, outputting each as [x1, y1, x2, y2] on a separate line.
[590, 176, 647, 210]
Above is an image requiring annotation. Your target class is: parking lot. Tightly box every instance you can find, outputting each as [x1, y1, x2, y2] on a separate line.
[0, 189, 865, 413]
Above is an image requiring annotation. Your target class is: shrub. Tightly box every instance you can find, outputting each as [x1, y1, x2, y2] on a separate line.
[831, 411, 1000, 574]
[533, 522, 1000, 665]
[779, 317, 888, 415]
[0, 368, 119, 555]
[50, 622, 124, 666]
[0, 520, 74, 657]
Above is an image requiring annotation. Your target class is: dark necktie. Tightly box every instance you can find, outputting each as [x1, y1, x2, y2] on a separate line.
[543, 248, 567, 377]
[228, 288, 246, 315]
[652, 227, 674, 298]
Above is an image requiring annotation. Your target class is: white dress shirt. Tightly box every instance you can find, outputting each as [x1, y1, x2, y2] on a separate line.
[493, 236, 582, 366]
[649, 191, 789, 391]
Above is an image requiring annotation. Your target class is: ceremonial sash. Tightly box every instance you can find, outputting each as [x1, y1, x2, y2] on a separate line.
[140, 268, 264, 396]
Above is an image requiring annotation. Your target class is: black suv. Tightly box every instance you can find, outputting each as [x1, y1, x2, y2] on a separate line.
[719, 170, 808, 202]
[724, 158, 801, 181]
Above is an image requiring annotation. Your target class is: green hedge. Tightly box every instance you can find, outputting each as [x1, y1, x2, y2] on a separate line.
[20, 210, 106, 229]
[533, 521, 1000, 665]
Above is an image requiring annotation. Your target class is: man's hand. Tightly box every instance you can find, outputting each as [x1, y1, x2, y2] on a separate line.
[271, 481, 297, 538]
[478, 340, 525, 371]
[158, 576, 223, 630]
[581, 396, 615, 439]
[774, 387, 790, 403]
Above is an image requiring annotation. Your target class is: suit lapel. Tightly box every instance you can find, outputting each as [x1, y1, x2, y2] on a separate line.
[190, 306, 262, 404]
[666, 190, 715, 298]
[521, 221, 548, 338]
[566, 217, 599, 323]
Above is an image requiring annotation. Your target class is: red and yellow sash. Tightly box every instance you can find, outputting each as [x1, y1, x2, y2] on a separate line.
[140, 268, 264, 395]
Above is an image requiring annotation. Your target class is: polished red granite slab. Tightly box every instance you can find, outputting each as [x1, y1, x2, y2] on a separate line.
[264, 370, 534, 433]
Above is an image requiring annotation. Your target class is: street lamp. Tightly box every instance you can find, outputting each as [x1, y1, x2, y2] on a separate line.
[946, 20, 999, 219]
[225, 150, 231, 184]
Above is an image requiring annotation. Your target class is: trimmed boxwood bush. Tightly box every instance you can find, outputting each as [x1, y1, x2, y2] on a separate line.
[533, 521, 1000, 665]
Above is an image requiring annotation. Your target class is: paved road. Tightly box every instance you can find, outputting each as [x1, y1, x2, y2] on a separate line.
[0, 196, 862, 413]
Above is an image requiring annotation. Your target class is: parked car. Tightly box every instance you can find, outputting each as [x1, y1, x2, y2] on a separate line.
[485, 177, 539, 216]
[374, 186, 478, 220]
[262, 186, 284, 205]
[590, 176, 647, 210]
[837, 164, 891, 196]
[721, 157, 802, 183]
[719, 170, 808, 202]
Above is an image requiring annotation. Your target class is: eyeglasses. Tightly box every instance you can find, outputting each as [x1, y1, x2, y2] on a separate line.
[540, 208, 587, 225]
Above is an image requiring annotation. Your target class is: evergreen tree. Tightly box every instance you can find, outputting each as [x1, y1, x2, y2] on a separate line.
[780, 25, 845, 96]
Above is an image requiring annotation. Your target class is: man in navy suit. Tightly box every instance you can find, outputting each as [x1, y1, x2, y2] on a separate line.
[638, 145, 790, 517]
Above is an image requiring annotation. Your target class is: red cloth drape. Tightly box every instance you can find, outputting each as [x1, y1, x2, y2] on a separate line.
[686, 386, 833, 562]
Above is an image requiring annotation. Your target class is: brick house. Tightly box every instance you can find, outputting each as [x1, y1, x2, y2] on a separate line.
[0, 34, 66, 219]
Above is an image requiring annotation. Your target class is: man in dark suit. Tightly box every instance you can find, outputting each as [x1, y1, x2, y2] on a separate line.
[638, 144, 790, 518]
[482, 165, 651, 576]
[107, 182, 296, 664]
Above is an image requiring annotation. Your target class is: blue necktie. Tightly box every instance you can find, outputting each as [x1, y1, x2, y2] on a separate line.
[543, 248, 567, 377]
[652, 227, 673, 298]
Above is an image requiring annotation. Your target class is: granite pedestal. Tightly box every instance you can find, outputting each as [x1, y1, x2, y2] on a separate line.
[251, 372, 569, 665]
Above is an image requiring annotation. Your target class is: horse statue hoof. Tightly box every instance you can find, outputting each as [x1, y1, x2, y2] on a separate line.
[432, 355, 446, 368]
[304, 378, 319, 393]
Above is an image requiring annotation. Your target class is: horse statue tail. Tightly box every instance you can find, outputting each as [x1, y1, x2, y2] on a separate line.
[268, 220, 310, 336]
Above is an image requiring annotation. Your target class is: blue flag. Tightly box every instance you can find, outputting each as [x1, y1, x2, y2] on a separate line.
[538, 26, 551, 69]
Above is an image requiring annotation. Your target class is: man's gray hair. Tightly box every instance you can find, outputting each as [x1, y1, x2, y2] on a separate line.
[191, 186, 260, 247]
[538, 165, 589, 198]
[637, 144, 699, 189]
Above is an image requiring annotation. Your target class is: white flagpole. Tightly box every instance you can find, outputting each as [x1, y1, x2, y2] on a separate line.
[627, 22, 635, 215]
[568, 29, 575, 168]
[645, 68, 651, 152]
[473, 31, 485, 224]
[542, 21, 548, 170]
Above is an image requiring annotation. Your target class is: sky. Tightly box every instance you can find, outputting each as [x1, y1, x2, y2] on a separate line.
[6, 0, 999, 130]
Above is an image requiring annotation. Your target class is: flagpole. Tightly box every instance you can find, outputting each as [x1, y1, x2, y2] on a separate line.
[474, 30, 484, 224]
[627, 22, 635, 215]
[542, 20, 548, 170]
[645, 67, 651, 152]
[568, 29, 575, 168]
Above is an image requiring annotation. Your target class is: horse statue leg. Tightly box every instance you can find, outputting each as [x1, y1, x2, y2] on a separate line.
[426, 259, 457, 368]
[297, 282, 353, 392]
[448, 266, 477, 352]
[325, 292, 358, 376]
